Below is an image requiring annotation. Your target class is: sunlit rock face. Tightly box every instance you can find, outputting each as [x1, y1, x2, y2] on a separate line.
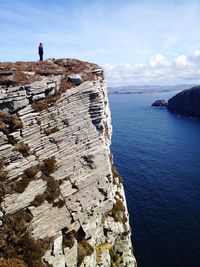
[0, 59, 137, 267]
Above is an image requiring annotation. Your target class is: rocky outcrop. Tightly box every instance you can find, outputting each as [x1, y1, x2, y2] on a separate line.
[168, 86, 200, 118]
[151, 99, 167, 107]
[0, 59, 137, 267]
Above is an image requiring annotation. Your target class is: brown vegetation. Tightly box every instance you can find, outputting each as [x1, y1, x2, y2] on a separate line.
[0, 112, 23, 134]
[32, 100, 48, 112]
[31, 157, 65, 207]
[77, 239, 94, 267]
[111, 164, 119, 179]
[62, 230, 76, 249]
[44, 127, 59, 136]
[41, 156, 57, 176]
[59, 78, 73, 93]
[13, 166, 38, 193]
[0, 59, 99, 89]
[32, 77, 73, 111]
[12, 71, 39, 86]
[31, 194, 45, 207]
[0, 160, 8, 182]
[24, 166, 38, 178]
[109, 247, 123, 267]
[112, 164, 123, 184]
[31, 78, 72, 111]
[0, 209, 52, 267]
[0, 160, 5, 170]
[0, 171, 8, 182]
[32, 175, 64, 207]
[14, 142, 30, 157]
[13, 176, 31, 193]
[52, 198, 65, 208]
[0, 258, 27, 267]
[111, 197, 127, 224]
[43, 176, 61, 203]
[96, 243, 112, 263]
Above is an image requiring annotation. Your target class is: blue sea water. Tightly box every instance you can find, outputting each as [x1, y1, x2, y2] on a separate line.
[109, 92, 200, 267]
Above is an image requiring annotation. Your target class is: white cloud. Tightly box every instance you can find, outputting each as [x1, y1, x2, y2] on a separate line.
[1, 0, 200, 86]
[104, 52, 200, 85]
[149, 54, 171, 67]
[175, 55, 189, 66]
[1, 0, 200, 65]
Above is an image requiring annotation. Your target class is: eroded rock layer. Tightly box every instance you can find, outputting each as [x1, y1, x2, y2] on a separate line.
[0, 59, 137, 267]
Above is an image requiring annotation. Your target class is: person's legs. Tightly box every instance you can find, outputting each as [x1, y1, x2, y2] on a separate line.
[39, 54, 43, 61]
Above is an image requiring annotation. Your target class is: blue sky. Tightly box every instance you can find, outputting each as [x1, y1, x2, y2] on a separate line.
[1, 0, 200, 85]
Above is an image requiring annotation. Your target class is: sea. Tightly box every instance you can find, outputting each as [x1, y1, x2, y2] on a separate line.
[109, 91, 200, 267]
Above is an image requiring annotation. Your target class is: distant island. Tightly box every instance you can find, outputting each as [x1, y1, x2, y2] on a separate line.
[152, 85, 200, 118]
[108, 84, 196, 94]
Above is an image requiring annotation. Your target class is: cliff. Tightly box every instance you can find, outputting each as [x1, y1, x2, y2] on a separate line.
[168, 86, 200, 118]
[0, 59, 137, 267]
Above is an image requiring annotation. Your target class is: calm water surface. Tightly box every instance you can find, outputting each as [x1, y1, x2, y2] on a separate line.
[109, 92, 200, 267]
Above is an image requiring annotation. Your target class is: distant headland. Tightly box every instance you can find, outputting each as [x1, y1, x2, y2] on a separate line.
[108, 84, 196, 94]
[152, 85, 200, 118]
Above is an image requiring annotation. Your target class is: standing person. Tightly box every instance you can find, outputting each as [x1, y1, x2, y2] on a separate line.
[38, 43, 44, 61]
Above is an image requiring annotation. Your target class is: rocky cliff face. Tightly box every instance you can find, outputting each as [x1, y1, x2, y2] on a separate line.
[168, 86, 200, 118]
[0, 59, 137, 267]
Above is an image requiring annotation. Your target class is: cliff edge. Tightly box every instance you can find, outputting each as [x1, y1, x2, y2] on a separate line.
[0, 59, 137, 267]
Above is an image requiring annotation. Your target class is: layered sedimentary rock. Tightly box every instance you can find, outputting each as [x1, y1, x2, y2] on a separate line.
[168, 86, 200, 118]
[0, 59, 137, 267]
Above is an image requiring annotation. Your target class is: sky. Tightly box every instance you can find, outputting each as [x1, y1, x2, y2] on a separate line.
[1, 0, 200, 85]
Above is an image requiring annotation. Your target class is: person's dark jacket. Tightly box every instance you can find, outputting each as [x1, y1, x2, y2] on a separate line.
[38, 45, 43, 55]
